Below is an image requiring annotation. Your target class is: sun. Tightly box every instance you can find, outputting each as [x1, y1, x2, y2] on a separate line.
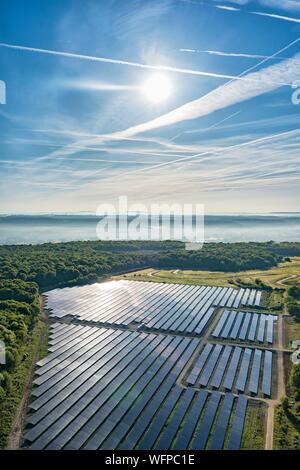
[142, 73, 172, 103]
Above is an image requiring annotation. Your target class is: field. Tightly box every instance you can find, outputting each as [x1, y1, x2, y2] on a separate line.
[115, 257, 300, 289]
[21, 279, 280, 450]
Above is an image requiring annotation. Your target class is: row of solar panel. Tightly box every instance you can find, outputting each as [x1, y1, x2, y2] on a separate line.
[136, 390, 247, 451]
[44, 280, 261, 334]
[45, 280, 260, 312]
[25, 325, 198, 448]
[26, 325, 248, 450]
[186, 343, 273, 396]
[48, 283, 220, 334]
[212, 310, 277, 344]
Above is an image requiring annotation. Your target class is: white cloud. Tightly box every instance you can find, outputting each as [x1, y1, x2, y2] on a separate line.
[215, 5, 240, 11]
[259, 0, 300, 12]
[217, 0, 300, 11]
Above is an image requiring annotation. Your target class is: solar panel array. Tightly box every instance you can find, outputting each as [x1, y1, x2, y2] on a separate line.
[24, 281, 270, 451]
[24, 323, 248, 450]
[44, 280, 261, 335]
[212, 311, 277, 344]
[186, 343, 273, 397]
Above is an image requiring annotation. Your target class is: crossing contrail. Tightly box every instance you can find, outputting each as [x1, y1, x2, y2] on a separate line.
[0, 42, 292, 85]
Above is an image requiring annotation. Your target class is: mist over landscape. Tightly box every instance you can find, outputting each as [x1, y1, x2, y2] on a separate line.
[0, 213, 300, 244]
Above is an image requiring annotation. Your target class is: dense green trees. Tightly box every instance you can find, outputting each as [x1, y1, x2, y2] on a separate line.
[1, 241, 299, 292]
[287, 285, 300, 320]
[0, 279, 40, 394]
[290, 364, 300, 390]
[289, 286, 300, 300]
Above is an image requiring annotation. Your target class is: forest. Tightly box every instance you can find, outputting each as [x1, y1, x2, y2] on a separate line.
[1, 240, 300, 291]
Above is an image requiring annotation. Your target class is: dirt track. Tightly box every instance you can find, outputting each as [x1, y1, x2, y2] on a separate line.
[265, 313, 286, 450]
[276, 274, 298, 287]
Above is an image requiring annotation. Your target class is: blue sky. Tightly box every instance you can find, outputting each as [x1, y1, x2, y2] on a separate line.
[0, 0, 300, 213]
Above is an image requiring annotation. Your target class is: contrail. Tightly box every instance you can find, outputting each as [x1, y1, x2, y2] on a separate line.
[115, 128, 300, 176]
[26, 34, 300, 170]
[252, 11, 300, 23]
[0, 42, 292, 85]
[179, 49, 289, 60]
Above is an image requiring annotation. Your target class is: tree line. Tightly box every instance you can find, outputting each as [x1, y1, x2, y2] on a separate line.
[1, 240, 300, 291]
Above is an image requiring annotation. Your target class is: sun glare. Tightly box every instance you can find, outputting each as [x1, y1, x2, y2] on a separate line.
[142, 73, 172, 103]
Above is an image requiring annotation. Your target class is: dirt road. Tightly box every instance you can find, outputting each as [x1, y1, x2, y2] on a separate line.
[276, 274, 298, 287]
[265, 313, 286, 450]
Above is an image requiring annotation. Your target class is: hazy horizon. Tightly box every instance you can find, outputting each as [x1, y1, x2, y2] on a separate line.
[1, 212, 300, 245]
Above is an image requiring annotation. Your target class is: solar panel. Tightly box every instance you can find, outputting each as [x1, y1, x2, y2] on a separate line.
[82, 338, 193, 450]
[194, 308, 215, 335]
[257, 315, 266, 343]
[266, 316, 275, 344]
[254, 291, 262, 307]
[138, 386, 183, 449]
[32, 330, 132, 398]
[235, 348, 252, 392]
[261, 350, 273, 397]
[223, 347, 242, 390]
[154, 389, 196, 450]
[172, 390, 208, 450]
[184, 287, 220, 333]
[190, 392, 221, 450]
[248, 349, 262, 395]
[221, 311, 237, 338]
[209, 394, 235, 450]
[219, 288, 234, 307]
[62, 338, 197, 451]
[186, 343, 213, 385]
[210, 345, 232, 389]
[213, 288, 227, 306]
[247, 314, 259, 341]
[117, 340, 200, 450]
[198, 344, 223, 387]
[238, 313, 251, 341]
[248, 290, 256, 306]
[27, 333, 165, 430]
[161, 286, 204, 331]
[226, 290, 238, 308]
[29, 334, 175, 448]
[229, 312, 244, 339]
[240, 289, 250, 306]
[227, 396, 248, 450]
[232, 289, 245, 309]
[28, 279, 270, 451]
[212, 311, 230, 338]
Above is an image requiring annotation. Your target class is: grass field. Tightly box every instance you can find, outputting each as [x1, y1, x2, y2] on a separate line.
[274, 401, 300, 449]
[115, 257, 300, 290]
[285, 316, 300, 348]
[241, 401, 266, 450]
